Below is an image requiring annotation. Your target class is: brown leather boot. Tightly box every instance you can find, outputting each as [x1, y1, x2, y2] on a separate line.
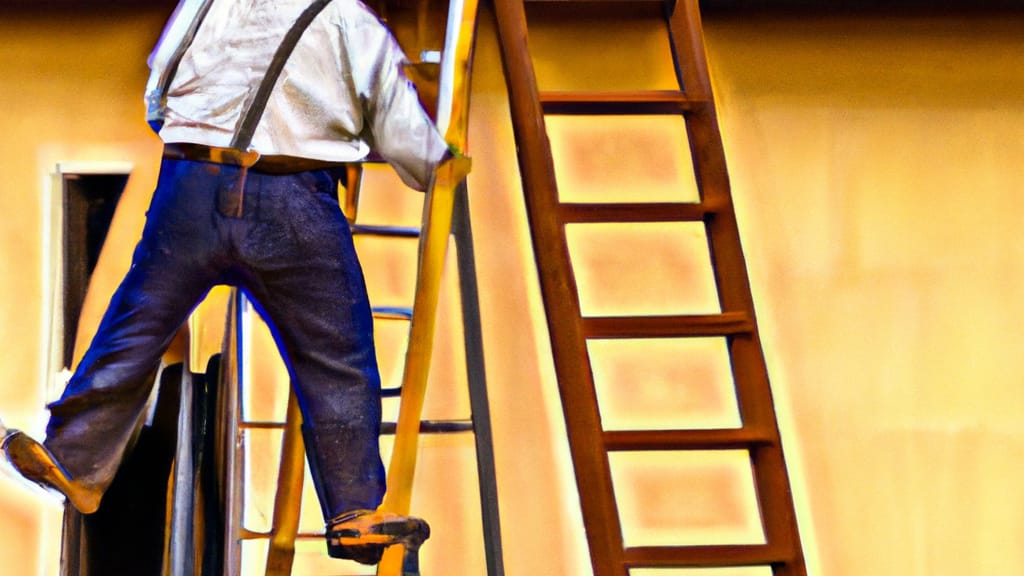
[325, 509, 430, 565]
[1, 428, 103, 514]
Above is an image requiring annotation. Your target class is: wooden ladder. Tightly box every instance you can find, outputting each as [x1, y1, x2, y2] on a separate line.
[491, 0, 808, 574]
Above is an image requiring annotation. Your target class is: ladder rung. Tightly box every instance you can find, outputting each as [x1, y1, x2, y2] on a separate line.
[240, 419, 474, 434]
[540, 90, 697, 115]
[603, 427, 774, 451]
[582, 312, 752, 339]
[236, 385, 403, 410]
[239, 528, 326, 541]
[373, 306, 413, 320]
[239, 528, 266, 541]
[623, 543, 791, 568]
[559, 202, 711, 224]
[381, 419, 474, 434]
[239, 420, 285, 430]
[246, 528, 375, 542]
[523, 0, 667, 18]
[525, 0, 662, 2]
[351, 223, 421, 238]
[408, 59, 441, 71]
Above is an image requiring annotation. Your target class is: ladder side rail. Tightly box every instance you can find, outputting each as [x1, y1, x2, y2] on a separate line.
[668, 3, 807, 574]
[377, 2, 481, 573]
[168, 330, 196, 576]
[380, 0, 481, 518]
[218, 290, 246, 576]
[669, 2, 783, 444]
[264, 392, 305, 576]
[452, 184, 506, 576]
[375, 156, 459, 576]
[668, 1, 770, 406]
[491, 2, 628, 575]
[379, 160, 460, 512]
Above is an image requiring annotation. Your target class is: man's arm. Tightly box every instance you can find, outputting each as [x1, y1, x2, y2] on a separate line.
[346, 14, 451, 191]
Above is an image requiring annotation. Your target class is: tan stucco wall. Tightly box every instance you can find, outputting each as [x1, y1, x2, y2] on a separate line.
[705, 11, 1024, 576]
[0, 10, 168, 576]
[0, 5, 1022, 576]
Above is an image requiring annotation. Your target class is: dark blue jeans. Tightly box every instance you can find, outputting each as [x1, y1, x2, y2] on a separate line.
[44, 157, 385, 520]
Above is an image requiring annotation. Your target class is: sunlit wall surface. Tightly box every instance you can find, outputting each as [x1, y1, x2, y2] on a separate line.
[0, 5, 1023, 576]
[705, 11, 1024, 576]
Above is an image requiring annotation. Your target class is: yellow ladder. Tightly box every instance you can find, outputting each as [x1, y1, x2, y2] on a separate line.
[492, 0, 808, 574]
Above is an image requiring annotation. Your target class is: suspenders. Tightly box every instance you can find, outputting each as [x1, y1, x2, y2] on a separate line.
[152, 0, 335, 152]
[157, 0, 337, 218]
[231, 0, 334, 151]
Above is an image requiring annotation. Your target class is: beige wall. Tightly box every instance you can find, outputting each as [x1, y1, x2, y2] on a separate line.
[704, 11, 1024, 576]
[1, 5, 1023, 576]
[0, 10, 169, 576]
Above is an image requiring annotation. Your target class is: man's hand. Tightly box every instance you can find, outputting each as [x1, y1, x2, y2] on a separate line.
[443, 144, 472, 186]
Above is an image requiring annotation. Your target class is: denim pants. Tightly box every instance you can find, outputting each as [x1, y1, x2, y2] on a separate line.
[44, 157, 386, 520]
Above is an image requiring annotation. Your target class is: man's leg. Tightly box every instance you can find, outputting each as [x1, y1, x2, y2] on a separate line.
[238, 168, 386, 520]
[10, 159, 224, 510]
[235, 169, 435, 564]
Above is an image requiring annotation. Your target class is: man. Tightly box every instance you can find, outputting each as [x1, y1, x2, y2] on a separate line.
[1, 0, 462, 564]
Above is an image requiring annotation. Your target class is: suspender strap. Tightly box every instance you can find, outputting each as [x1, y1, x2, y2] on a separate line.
[153, 0, 217, 120]
[230, 0, 335, 151]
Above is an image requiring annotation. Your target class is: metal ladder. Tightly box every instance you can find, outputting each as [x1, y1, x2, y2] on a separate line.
[163, 1, 503, 575]
[492, 0, 808, 574]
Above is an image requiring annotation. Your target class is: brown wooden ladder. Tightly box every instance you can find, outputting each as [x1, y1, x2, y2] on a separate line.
[491, 0, 808, 574]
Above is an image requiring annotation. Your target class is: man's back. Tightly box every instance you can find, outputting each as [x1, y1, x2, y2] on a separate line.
[150, 0, 448, 189]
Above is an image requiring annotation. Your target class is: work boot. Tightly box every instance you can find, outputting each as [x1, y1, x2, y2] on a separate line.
[1, 424, 102, 514]
[325, 509, 430, 565]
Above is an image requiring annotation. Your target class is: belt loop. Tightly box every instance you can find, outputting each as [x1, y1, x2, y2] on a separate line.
[216, 162, 255, 219]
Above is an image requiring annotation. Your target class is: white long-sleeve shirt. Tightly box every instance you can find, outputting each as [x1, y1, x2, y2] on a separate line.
[145, 0, 448, 190]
